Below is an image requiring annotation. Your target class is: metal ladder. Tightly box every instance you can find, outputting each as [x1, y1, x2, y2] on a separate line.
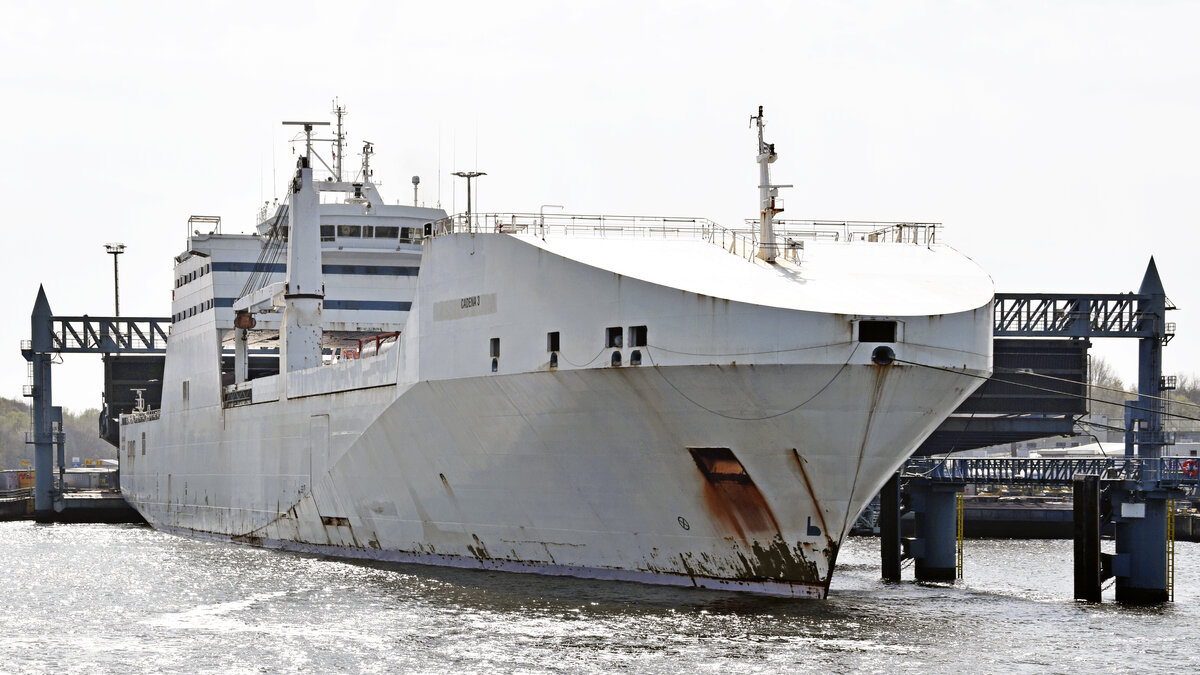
[1167, 499, 1176, 602]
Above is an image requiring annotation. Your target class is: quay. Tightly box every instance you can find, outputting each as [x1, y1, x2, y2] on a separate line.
[0, 469, 144, 524]
[876, 259, 1194, 604]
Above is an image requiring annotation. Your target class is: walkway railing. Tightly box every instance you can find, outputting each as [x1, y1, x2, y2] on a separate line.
[433, 213, 941, 263]
[0, 487, 32, 501]
[905, 456, 1199, 487]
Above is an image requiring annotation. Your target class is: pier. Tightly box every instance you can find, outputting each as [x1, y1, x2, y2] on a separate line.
[881, 259, 1190, 604]
[0, 469, 142, 523]
[882, 456, 1194, 603]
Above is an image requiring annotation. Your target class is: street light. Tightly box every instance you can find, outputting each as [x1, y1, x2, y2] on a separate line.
[104, 243, 126, 316]
[451, 171, 486, 231]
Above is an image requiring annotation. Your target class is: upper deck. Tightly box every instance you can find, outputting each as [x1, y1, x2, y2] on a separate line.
[430, 212, 992, 317]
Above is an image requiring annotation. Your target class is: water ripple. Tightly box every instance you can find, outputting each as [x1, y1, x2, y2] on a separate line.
[2, 522, 1198, 673]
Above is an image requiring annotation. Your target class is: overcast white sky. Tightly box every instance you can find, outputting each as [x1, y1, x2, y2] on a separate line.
[2, 0, 1198, 412]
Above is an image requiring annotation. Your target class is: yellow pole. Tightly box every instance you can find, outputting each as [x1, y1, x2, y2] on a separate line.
[956, 492, 965, 579]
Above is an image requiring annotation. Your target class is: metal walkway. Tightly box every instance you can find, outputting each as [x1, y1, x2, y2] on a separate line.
[904, 457, 1199, 488]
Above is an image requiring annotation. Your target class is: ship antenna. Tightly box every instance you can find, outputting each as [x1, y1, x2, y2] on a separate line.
[750, 105, 790, 263]
[282, 120, 330, 168]
[332, 99, 346, 182]
[360, 141, 374, 182]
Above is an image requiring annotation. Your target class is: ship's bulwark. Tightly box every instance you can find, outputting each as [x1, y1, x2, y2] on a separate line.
[135, 360, 975, 598]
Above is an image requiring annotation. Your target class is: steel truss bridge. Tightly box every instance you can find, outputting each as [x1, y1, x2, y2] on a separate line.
[917, 260, 1175, 456]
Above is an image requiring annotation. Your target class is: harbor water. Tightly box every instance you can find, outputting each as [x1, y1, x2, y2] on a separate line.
[2, 521, 1199, 673]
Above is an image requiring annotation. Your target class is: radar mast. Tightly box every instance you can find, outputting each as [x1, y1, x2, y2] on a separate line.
[750, 106, 791, 263]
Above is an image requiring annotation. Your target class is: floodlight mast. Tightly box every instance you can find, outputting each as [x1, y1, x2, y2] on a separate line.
[452, 171, 486, 231]
[104, 243, 126, 316]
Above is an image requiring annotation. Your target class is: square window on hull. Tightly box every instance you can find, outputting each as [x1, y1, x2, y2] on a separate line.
[605, 326, 622, 348]
[629, 325, 647, 347]
[858, 320, 897, 342]
[688, 447, 752, 484]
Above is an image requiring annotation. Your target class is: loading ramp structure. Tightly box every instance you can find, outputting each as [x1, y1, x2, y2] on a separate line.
[917, 258, 1176, 457]
[21, 286, 170, 522]
[892, 259, 1187, 604]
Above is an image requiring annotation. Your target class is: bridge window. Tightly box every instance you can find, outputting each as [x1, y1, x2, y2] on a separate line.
[320, 225, 335, 241]
[858, 320, 897, 342]
[375, 226, 399, 238]
[338, 225, 362, 238]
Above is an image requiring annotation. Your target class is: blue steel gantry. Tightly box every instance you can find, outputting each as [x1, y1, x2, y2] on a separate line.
[887, 258, 1187, 604]
[21, 286, 169, 522]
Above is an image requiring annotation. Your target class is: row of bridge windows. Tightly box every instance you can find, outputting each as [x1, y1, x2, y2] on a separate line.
[173, 298, 214, 323]
[175, 263, 211, 289]
[319, 225, 414, 242]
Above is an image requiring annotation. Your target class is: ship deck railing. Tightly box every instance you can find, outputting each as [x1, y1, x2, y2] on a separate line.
[433, 213, 940, 262]
[120, 409, 161, 424]
[748, 220, 941, 246]
[434, 212, 764, 260]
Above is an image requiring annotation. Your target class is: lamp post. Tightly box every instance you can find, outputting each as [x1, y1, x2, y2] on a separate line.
[104, 243, 126, 316]
[452, 171, 486, 231]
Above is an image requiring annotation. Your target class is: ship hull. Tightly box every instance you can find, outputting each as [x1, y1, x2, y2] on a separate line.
[124, 360, 980, 598]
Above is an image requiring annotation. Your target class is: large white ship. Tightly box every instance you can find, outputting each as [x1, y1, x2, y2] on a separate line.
[119, 108, 993, 598]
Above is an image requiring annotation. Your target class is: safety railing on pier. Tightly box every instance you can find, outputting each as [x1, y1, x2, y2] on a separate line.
[905, 456, 1200, 487]
[1, 469, 33, 502]
[0, 487, 32, 501]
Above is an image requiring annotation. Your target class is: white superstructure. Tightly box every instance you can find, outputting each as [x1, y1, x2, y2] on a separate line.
[120, 109, 993, 598]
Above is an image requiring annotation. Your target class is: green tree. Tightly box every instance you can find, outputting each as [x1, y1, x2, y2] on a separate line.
[0, 396, 115, 470]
